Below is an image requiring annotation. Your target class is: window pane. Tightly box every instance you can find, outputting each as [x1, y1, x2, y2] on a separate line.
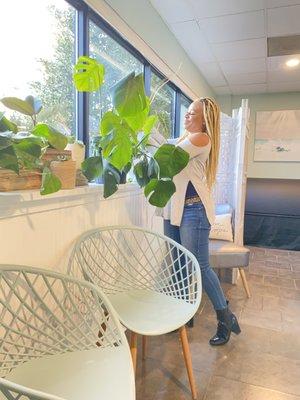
[89, 21, 143, 155]
[179, 95, 192, 136]
[0, 0, 76, 136]
[150, 73, 175, 138]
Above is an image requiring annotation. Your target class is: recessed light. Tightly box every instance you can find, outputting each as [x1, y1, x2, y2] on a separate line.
[286, 58, 300, 67]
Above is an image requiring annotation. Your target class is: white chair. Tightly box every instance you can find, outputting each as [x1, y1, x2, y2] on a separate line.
[0, 265, 135, 400]
[68, 226, 202, 400]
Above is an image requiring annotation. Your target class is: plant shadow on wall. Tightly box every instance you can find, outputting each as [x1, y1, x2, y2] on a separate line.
[74, 56, 189, 207]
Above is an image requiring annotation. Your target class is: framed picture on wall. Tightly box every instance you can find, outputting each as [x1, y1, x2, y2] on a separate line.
[254, 109, 300, 162]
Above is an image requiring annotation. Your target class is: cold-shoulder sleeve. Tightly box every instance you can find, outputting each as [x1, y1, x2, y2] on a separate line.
[176, 137, 210, 158]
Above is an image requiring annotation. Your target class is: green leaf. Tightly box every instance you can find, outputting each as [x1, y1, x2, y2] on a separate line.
[133, 156, 150, 187]
[13, 136, 43, 169]
[25, 96, 42, 115]
[0, 132, 12, 150]
[148, 157, 160, 179]
[102, 127, 133, 170]
[73, 56, 105, 92]
[0, 97, 35, 116]
[32, 123, 67, 150]
[154, 144, 189, 178]
[111, 72, 148, 118]
[0, 145, 19, 174]
[142, 114, 158, 135]
[0, 112, 18, 133]
[81, 155, 103, 181]
[103, 163, 120, 198]
[100, 111, 122, 136]
[144, 178, 176, 207]
[40, 167, 61, 195]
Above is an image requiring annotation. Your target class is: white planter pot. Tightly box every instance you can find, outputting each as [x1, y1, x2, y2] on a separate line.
[66, 143, 85, 169]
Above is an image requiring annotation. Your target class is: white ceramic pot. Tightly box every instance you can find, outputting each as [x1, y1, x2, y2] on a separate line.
[66, 142, 85, 169]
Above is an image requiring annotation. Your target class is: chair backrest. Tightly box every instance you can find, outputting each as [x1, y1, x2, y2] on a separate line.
[68, 226, 201, 305]
[0, 265, 126, 380]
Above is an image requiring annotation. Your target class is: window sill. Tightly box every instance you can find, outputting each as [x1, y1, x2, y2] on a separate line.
[0, 183, 142, 219]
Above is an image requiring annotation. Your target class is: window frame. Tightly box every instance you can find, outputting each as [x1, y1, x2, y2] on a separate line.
[65, 0, 192, 146]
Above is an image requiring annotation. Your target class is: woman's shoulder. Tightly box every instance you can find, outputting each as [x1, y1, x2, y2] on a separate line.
[188, 132, 210, 147]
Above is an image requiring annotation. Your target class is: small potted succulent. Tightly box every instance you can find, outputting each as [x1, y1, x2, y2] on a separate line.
[0, 96, 76, 193]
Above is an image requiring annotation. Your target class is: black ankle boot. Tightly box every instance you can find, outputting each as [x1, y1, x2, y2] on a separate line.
[209, 306, 241, 346]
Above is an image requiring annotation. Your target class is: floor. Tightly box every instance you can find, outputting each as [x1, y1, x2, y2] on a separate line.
[135, 247, 300, 400]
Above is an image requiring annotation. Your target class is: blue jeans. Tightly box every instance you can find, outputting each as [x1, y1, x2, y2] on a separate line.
[164, 202, 227, 311]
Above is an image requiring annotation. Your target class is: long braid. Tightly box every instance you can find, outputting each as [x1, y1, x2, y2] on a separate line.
[200, 97, 220, 189]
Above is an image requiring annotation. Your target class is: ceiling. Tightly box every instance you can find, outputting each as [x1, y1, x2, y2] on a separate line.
[149, 0, 300, 95]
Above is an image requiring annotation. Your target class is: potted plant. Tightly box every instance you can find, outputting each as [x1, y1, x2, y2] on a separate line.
[73, 56, 189, 207]
[0, 95, 76, 193]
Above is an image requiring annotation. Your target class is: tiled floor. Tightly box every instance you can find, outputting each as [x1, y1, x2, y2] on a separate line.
[135, 247, 300, 400]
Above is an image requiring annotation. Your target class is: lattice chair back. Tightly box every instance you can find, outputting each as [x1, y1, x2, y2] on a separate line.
[68, 226, 201, 305]
[0, 265, 127, 399]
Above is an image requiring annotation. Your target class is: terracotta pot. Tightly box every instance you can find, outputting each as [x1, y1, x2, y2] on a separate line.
[50, 160, 76, 189]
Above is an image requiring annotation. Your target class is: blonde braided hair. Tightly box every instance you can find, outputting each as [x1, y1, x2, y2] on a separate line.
[178, 97, 220, 189]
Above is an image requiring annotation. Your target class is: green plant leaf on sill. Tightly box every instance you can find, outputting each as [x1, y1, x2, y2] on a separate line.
[144, 178, 176, 207]
[81, 155, 103, 182]
[0, 145, 19, 174]
[25, 95, 42, 115]
[154, 144, 189, 178]
[40, 167, 61, 195]
[0, 97, 35, 116]
[0, 113, 18, 133]
[32, 123, 68, 150]
[102, 127, 133, 171]
[103, 163, 120, 198]
[142, 114, 158, 135]
[0, 132, 13, 150]
[100, 111, 122, 136]
[73, 56, 105, 92]
[133, 156, 150, 187]
[111, 72, 148, 118]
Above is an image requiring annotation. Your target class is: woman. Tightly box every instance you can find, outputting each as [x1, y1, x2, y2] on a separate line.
[161, 97, 241, 346]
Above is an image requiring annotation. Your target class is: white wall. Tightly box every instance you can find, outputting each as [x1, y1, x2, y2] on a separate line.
[86, 0, 214, 99]
[0, 185, 148, 272]
[217, 92, 300, 180]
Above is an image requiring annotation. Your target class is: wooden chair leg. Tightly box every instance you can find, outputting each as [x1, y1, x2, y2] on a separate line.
[142, 335, 147, 360]
[239, 268, 251, 298]
[179, 326, 198, 400]
[130, 331, 138, 374]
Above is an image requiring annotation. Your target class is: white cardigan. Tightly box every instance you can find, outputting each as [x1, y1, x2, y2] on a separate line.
[152, 133, 215, 227]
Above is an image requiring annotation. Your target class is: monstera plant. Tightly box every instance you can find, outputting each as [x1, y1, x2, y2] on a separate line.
[73, 56, 189, 207]
[0, 96, 68, 194]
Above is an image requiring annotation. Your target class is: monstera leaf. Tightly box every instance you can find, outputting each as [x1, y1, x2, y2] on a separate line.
[111, 72, 148, 118]
[73, 56, 105, 92]
[154, 144, 189, 178]
[81, 155, 103, 182]
[144, 178, 176, 207]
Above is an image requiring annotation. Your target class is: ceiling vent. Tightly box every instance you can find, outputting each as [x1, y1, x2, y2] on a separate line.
[268, 35, 300, 57]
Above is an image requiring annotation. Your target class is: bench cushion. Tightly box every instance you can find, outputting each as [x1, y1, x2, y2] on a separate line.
[209, 239, 250, 268]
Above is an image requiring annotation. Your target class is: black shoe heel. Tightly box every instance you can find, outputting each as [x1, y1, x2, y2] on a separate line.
[231, 318, 241, 335]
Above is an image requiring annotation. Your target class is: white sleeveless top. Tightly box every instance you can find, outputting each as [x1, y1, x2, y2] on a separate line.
[155, 135, 215, 227]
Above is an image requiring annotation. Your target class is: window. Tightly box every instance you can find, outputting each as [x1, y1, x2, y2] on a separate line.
[179, 95, 192, 136]
[0, 0, 76, 136]
[88, 21, 143, 154]
[150, 72, 175, 139]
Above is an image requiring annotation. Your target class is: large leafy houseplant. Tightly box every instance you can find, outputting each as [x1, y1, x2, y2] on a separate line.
[74, 56, 189, 207]
[0, 96, 68, 194]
